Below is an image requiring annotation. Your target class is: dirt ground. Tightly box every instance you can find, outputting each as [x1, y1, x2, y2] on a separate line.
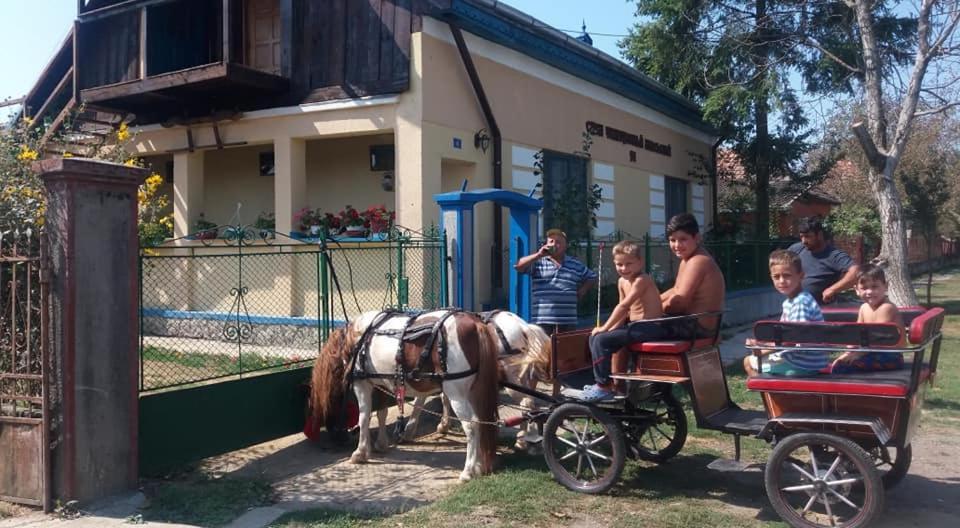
[874, 426, 960, 527]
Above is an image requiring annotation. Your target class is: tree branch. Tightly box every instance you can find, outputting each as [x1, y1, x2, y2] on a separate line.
[802, 35, 863, 73]
[851, 121, 887, 171]
[914, 100, 960, 117]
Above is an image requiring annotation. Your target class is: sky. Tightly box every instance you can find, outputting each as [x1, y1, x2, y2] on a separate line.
[0, 0, 637, 115]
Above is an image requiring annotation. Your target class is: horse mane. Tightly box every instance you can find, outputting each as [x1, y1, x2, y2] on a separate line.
[308, 326, 355, 431]
[518, 322, 551, 383]
[468, 316, 503, 474]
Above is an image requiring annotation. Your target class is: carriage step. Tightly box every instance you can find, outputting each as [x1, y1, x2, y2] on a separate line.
[707, 458, 761, 473]
[609, 373, 690, 384]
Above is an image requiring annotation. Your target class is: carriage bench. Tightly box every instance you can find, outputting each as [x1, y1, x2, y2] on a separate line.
[746, 307, 945, 445]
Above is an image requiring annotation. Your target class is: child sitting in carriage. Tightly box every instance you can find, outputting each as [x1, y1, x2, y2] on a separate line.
[744, 250, 829, 377]
[831, 264, 906, 373]
[581, 240, 663, 402]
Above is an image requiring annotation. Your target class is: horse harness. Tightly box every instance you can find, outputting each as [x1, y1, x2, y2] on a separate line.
[479, 310, 524, 357]
[348, 309, 479, 385]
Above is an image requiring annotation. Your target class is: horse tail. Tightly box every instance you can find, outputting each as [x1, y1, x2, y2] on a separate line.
[471, 318, 502, 475]
[308, 327, 352, 432]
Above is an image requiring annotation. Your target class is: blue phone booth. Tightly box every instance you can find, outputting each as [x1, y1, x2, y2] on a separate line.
[434, 188, 542, 320]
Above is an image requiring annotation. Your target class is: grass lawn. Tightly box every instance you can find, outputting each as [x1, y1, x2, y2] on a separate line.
[914, 268, 960, 427]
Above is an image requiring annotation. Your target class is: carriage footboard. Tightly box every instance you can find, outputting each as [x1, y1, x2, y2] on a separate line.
[757, 413, 893, 445]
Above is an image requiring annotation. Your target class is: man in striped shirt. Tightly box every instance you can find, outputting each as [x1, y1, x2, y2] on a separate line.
[515, 229, 597, 335]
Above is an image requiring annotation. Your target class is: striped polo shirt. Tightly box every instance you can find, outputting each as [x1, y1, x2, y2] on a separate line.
[777, 291, 830, 371]
[529, 256, 597, 325]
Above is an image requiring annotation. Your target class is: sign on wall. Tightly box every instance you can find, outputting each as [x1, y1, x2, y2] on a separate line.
[586, 121, 672, 158]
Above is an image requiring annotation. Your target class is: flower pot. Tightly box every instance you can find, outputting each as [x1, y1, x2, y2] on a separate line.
[309, 225, 322, 236]
[344, 226, 367, 238]
[196, 229, 218, 240]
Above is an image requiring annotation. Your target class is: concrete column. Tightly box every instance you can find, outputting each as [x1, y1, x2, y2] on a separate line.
[274, 136, 307, 236]
[172, 151, 205, 238]
[395, 33, 439, 232]
[35, 158, 147, 505]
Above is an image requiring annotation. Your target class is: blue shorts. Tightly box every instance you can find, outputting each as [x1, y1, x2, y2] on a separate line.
[831, 353, 905, 374]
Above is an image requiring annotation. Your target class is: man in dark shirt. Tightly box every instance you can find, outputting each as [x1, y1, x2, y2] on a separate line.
[788, 216, 860, 304]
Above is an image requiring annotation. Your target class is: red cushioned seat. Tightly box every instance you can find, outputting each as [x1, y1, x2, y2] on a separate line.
[747, 377, 906, 397]
[627, 338, 716, 354]
[746, 368, 921, 397]
[908, 307, 945, 344]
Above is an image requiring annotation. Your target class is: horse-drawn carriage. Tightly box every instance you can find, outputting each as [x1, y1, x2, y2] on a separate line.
[511, 306, 945, 528]
[309, 305, 945, 528]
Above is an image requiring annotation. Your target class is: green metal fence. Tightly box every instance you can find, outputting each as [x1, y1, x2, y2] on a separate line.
[138, 228, 444, 392]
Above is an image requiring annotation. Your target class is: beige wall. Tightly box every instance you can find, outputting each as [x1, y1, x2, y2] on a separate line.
[201, 145, 276, 226]
[418, 22, 716, 239]
[304, 134, 397, 221]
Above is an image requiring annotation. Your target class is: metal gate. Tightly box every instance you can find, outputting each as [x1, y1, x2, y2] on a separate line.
[0, 237, 50, 510]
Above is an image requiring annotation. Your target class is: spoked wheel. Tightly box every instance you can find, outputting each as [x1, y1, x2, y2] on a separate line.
[543, 403, 626, 494]
[629, 391, 687, 462]
[765, 433, 883, 528]
[870, 444, 912, 488]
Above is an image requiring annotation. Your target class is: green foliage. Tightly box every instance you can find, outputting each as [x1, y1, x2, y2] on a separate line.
[825, 204, 881, 241]
[0, 117, 46, 238]
[620, 0, 918, 239]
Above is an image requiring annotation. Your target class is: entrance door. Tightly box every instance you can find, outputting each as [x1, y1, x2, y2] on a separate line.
[245, 0, 281, 75]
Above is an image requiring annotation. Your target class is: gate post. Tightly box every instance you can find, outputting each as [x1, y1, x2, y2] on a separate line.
[36, 158, 147, 505]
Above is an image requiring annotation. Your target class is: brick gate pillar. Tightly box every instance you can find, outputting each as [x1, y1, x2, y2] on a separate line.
[35, 158, 147, 504]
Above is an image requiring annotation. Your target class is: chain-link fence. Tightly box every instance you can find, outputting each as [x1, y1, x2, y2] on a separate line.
[139, 230, 444, 392]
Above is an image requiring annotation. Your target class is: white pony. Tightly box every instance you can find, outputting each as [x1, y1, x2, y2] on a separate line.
[401, 310, 552, 450]
[308, 310, 501, 481]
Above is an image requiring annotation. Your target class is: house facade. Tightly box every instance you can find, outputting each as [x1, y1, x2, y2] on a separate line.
[30, 0, 718, 310]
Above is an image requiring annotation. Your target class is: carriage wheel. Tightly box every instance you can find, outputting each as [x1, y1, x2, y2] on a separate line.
[631, 392, 687, 463]
[543, 403, 625, 494]
[870, 444, 912, 488]
[765, 433, 883, 528]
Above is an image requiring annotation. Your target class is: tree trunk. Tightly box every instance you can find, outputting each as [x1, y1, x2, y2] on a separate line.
[870, 164, 918, 305]
[753, 0, 771, 240]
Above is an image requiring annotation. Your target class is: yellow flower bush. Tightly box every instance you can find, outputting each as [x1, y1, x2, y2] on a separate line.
[16, 146, 39, 162]
[3, 107, 161, 243]
[116, 122, 130, 142]
[138, 172, 173, 246]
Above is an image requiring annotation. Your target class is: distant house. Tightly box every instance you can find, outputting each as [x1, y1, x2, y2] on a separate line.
[715, 149, 840, 238]
[24, 0, 718, 310]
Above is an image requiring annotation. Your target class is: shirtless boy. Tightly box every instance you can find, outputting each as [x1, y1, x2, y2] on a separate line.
[659, 213, 725, 333]
[832, 264, 906, 373]
[581, 241, 662, 401]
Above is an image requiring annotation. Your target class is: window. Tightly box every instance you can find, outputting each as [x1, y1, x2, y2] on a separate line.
[541, 150, 589, 242]
[665, 176, 688, 222]
[259, 152, 275, 177]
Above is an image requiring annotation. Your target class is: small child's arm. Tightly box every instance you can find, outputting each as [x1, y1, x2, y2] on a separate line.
[835, 304, 869, 364]
[593, 278, 648, 335]
[744, 337, 776, 357]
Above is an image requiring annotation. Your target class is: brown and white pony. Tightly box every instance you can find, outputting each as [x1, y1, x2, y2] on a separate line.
[309, 310, 502, 481]
[402, 310, 552, 449]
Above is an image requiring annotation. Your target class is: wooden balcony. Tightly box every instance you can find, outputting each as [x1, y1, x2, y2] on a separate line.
[80, 62, 289, 117]
[76, 0, 290, 121]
